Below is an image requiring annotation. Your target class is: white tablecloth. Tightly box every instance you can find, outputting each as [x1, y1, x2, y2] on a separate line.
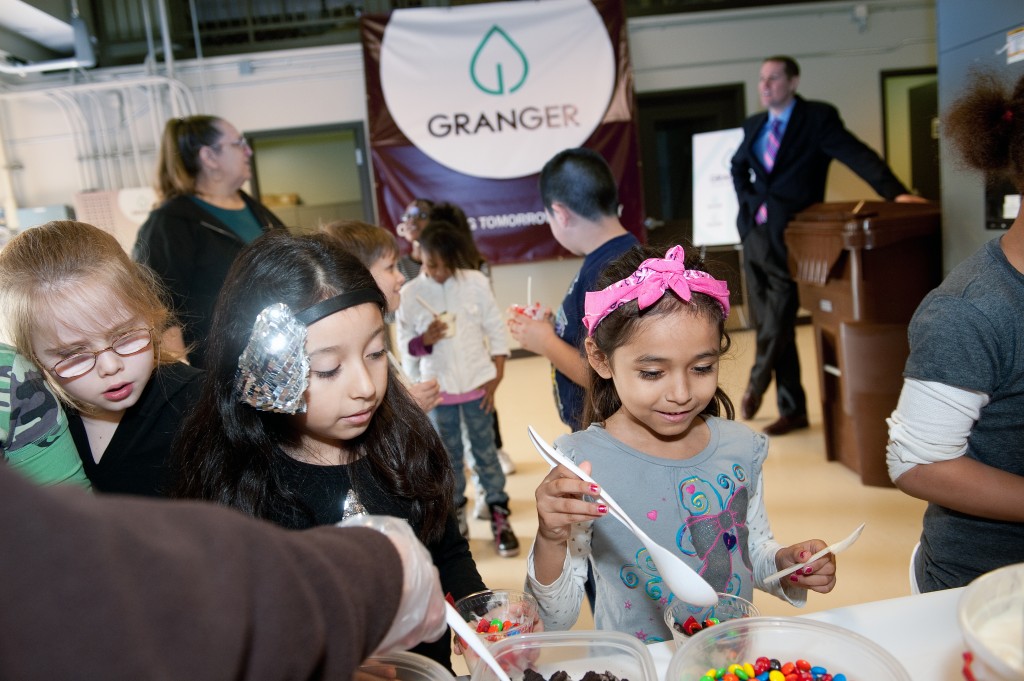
[648, 588, 965, 680]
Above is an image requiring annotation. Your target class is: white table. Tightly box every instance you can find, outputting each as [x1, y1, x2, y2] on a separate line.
[648, 588, 965, 680]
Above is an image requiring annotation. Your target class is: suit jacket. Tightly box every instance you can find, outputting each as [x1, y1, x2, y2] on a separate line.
[731, 95, 908, 259]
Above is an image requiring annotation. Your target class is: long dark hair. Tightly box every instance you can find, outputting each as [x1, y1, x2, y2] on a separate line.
[419, 220, 480, 272]
[429, 201, 486, 270]
[172, 231, 454, 542]
[582, 244, 735, 426]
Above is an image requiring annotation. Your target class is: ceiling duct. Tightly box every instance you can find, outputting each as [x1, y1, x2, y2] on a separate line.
[0, 5, 95, 76]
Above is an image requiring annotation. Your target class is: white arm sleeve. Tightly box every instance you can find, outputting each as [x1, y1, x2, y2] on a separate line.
[524, 521, 592, 631]
[748, 462, 805, 607]
[886, 378, 989, 482]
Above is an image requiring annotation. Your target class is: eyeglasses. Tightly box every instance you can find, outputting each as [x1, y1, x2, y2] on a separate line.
[51, 328, 154, 379]
[401, 209, 428, 222]
[212, 137, 250, 152]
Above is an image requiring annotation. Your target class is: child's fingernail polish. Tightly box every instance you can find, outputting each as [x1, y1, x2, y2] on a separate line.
[799, 551, 808, 559]
[597, 504, 608, 514]
[790, 575, 799, 582]
[803, 567, 813, 575]
[590, 484, 600, 494]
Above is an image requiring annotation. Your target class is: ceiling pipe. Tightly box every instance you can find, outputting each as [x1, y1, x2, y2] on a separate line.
[0, 10, 95, 77]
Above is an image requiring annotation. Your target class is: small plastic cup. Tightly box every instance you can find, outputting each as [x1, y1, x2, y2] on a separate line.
[453, 589, 540, 672]
[437, 311, 456, 338]
[664, 592, 759, 648]
[509, 303, 545, 320]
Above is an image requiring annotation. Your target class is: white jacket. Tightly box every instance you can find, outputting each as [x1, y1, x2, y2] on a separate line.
[396, 269, 510, 395]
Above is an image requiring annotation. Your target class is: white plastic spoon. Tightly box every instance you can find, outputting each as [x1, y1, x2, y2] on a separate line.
[763, 522, 866, 584]
[415, 295, 440, 316]
[445, 602, 513, 681]
[527, 425, 718, 608]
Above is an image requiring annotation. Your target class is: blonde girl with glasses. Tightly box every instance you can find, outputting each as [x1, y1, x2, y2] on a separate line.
[133, 115, 286, 370]
[0, 221, 203, 496]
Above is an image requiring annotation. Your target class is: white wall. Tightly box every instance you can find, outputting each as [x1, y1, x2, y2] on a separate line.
[0, 0, 937, 329]
[935, 1, 1024, 271]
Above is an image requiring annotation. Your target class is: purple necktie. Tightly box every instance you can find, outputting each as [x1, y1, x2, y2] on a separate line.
[755, 118, 782, 225]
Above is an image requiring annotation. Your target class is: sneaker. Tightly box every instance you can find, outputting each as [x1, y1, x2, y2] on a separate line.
[457, 502, 469, 540]
[473, 487, 491, 521]
[497, 448, 517, 475]
[489, 504, 519, 558]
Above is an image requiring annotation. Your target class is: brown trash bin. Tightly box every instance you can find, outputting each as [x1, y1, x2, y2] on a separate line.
[784, 201, 941, 486]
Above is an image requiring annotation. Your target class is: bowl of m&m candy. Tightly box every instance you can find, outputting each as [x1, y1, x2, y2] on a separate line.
[664, 593, 759, 648]
[454, 589, 540, 672]
[665, 617, 910, 681]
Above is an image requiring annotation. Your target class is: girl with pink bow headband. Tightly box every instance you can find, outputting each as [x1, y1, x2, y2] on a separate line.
[525, 245, 836, 641]
[582, 244, 731, 336]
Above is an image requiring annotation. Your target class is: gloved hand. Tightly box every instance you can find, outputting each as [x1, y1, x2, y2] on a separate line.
[337, 515, 447, 655]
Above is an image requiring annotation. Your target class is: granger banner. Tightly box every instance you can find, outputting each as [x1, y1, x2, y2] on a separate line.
[360, 0, 644, 264]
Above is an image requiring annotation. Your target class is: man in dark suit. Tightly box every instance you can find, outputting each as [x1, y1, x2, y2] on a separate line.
[731, 55, 926, 436]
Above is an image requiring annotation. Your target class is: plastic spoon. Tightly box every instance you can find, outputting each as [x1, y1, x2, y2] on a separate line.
[415, 295, 440, 316]
[763, 522, 866, 584]
[527, 425, 718, 607]
[445, 602, 513, 681]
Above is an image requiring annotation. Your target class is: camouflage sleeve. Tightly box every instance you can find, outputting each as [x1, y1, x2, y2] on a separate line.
[0, 345, 90, 488]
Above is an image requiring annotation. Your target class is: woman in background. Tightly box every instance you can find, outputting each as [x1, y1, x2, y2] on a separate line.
[133, 115, 285, 369]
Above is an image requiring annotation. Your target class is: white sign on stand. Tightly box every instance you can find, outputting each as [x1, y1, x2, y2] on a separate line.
[692, 127, 744, 246]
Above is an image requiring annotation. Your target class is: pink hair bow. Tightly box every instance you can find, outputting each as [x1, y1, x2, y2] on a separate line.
[582, 245, 730, 336]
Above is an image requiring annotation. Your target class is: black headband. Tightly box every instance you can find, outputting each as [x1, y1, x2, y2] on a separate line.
[294, 288, 385, 326]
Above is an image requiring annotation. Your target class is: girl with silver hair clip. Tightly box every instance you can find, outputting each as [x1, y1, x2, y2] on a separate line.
[171, 230, 486, 672]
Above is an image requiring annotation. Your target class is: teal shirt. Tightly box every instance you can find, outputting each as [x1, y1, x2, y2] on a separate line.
[191, 197, 264, 243]
[0, 344, 90, 488]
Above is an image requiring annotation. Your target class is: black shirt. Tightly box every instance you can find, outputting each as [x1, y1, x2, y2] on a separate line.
[271, 452, 486, 672]
[69, 362, 203, 497]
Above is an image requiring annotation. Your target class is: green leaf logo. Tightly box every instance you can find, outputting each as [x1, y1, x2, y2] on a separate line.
[470, 25, 529, 96]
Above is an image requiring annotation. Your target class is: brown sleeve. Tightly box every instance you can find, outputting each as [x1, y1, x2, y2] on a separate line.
[0, 465, 402, 681]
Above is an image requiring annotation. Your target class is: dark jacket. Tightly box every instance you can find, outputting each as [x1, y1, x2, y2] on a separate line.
[132, 193, 285, 369]
[730, 95, 908, 259]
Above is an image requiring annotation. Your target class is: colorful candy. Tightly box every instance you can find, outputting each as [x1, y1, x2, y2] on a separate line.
[674, 614, 732, 637]
[470, 615, 525, 641]
[690, 658, 849, 681]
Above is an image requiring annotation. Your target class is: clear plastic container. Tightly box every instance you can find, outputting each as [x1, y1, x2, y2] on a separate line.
[663, 593, 759, 648]
[454, 589, 541, 674]
[665, 617, 910, 681]
[958, 562, 1024, 681]
[469, 630, 657, 681]
[359, 651, 453, 681]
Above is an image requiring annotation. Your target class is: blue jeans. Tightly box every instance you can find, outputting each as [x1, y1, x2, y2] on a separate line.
[430, 397, 508, 508]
